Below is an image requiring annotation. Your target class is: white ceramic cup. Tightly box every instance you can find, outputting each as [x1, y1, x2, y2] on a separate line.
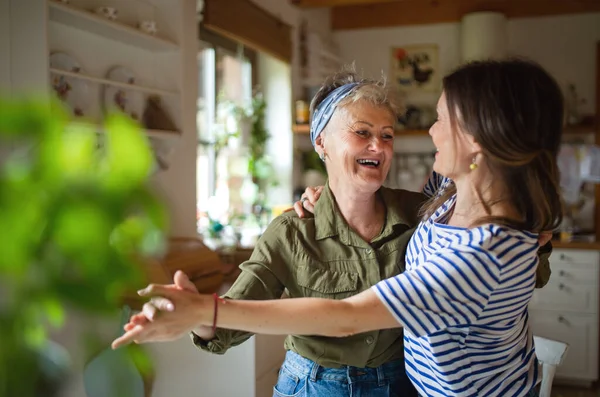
[138, 20, 158, 35]
[95, 6, 118, 20]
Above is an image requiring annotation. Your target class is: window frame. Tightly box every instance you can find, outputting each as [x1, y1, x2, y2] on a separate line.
[197, 26, 257, 213]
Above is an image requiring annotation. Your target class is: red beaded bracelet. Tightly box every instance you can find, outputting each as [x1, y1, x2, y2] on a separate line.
[212, 293, 224, 333]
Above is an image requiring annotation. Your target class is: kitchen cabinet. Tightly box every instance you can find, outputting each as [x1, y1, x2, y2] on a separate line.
[529, 249, 599, 385]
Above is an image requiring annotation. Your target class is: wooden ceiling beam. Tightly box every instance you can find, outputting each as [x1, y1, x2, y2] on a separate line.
[331, 0, 600, 30]
[291, 0, 401, 8]
[203, 0, 292, 62]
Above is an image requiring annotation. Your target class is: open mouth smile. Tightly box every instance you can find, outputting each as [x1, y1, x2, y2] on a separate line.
[357, 159, 381, 168]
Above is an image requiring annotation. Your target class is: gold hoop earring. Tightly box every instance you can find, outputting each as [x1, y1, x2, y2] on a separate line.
[469, 156, 478, 171]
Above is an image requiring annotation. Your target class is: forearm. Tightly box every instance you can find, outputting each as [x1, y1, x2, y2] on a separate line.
[193, 264, 288, 348]
[204, 297, 360, 337]
[111, 281, 399, 350]
[200, 290, 398, 338]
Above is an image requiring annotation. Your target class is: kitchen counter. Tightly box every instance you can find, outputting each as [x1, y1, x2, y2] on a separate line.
[551, 240, 600, 250]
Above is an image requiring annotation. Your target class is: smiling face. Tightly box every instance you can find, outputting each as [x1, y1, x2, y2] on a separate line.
[316, 100, 395, 193]
[429, 92, 479, 181]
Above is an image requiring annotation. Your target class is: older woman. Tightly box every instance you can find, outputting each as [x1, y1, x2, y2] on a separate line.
[144, 71, 423, 396]
[115, 59, 561, 397]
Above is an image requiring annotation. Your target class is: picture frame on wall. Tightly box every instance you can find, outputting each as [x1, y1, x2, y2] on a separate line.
[390, 44, 439, 92]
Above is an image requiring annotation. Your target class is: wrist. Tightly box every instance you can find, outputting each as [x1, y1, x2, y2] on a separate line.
[194, 293, 214, 328]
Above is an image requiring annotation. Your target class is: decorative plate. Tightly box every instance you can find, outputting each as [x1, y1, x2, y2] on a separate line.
[102, 66, 145, 122]
[49, 52, 89, 117]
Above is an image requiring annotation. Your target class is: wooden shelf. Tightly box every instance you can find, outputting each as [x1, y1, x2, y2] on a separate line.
[68, 122, 181, 142]
[293, 124, 310, 134]
[551, 240, 600, 250]
[50, 68, 179, 97]
[48, 0, 179, 52]
[564, 122, 596, 135]
[397, 129, 430, 136]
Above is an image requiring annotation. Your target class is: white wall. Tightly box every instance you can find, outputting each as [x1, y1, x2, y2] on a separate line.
[335, 13, 600, 114]
[508, 13, 600, 116]
[9, 0, 49, 95]
[335, 22, 459, 107]
[258, 52, 294, 206]
[0, 0, 10, 93]
[151, 0, 198, 238]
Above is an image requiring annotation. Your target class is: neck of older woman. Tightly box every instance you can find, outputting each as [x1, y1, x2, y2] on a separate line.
[450, 173, 517, 228]
[329, 181, 385, 242]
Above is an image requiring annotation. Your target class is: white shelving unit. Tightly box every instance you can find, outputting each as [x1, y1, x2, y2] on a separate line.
[48, 0, 179, 52]
[68, 121, 181, 142]
[49, 67, 179, 97]
[42, 0, 184, 152]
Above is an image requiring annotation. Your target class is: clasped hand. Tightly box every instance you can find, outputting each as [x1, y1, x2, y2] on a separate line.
[111, 271, 214, 349]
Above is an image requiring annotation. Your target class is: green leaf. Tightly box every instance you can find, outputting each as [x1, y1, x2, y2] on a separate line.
[23, 324, 47, 348]
[126, 344, 154, 378]
[0, 97, 67, 138]
[100, 114, 153, 193]
[53, 280, 114, 312]
[42, 123, 97, 181]
[42, 298, 65, 328]
[53, 201, 113, 258]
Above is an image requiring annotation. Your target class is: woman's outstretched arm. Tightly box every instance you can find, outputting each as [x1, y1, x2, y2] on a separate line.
[111, 285, 399, 349]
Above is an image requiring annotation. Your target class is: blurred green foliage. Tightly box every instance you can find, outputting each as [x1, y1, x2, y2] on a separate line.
[0, 98, 168, 397]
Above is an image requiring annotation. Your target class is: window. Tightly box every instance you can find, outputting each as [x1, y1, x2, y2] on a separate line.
[196, 30, 255, 234]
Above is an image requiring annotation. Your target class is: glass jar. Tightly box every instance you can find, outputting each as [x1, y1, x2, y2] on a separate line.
[295, 100, 309, 124]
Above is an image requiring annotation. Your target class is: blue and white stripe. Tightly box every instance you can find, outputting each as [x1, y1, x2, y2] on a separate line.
[374, 173, 539, 397]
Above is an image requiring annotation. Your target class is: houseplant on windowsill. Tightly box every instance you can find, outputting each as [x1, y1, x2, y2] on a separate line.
[236, 90, 278, 228]
[0, 98, 167, 397]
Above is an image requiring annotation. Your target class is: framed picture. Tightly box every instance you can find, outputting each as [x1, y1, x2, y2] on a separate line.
[390, 44, 439, 92]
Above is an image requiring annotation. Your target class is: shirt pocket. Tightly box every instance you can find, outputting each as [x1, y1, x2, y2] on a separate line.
[296, 265, 359, 299]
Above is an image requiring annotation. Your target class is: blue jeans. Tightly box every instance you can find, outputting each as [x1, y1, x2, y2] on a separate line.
[272, 350, 418, 397]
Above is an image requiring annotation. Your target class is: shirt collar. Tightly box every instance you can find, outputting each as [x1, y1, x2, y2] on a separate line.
[313, 182, 414, 244]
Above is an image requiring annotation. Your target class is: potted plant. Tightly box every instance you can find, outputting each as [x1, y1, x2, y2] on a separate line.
[235, 91, 277, 226]
[0, 98, 167, 397]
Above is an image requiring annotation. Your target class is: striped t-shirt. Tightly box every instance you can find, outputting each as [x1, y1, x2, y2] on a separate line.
[373, 174, 539, 397]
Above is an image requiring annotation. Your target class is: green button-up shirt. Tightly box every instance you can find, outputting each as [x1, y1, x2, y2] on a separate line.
[193, 185, 425, 368]
[193, 185, 553, 368]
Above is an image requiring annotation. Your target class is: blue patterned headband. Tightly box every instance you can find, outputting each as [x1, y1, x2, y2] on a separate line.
[310, 83, 359, 146]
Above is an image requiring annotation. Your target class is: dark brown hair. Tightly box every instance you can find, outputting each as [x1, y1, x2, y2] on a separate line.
[423, 59, 564, 232]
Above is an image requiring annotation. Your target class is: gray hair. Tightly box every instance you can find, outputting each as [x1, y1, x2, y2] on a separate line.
[309, 66, 403, 127]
